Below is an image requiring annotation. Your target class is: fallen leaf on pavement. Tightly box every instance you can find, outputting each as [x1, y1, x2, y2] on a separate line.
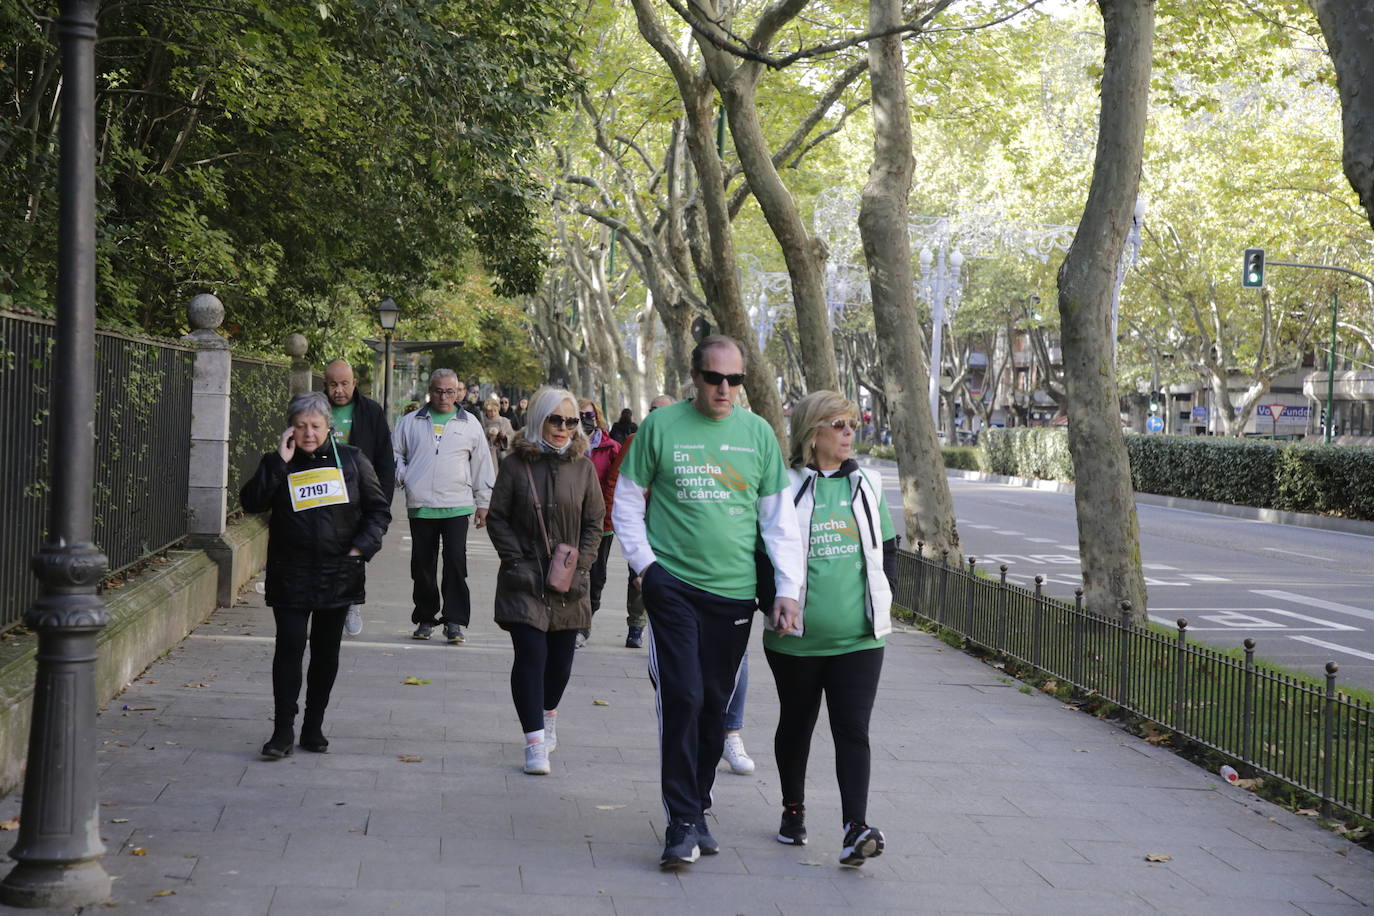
[1235, 777, 1263, 790]
[401, 677, 431, 686]
[397, 754, 424, 763]
[1144, 853, 1172, 863]
[1297, 808, 1319, 817]
[110, 818, 129, 824]
[151, 890, 176, 897]
[0, 817, 18, 830]
[593, 699, 609, 706]
[130, 847, 147, 856]
[595, 805, 626, 810]
[181, 683, 207, 688]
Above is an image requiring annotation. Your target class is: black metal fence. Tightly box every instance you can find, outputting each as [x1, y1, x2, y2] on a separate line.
[0, 311, 193, 632]
[227, 356, 291, 516]
[895, 546, 1374, 821]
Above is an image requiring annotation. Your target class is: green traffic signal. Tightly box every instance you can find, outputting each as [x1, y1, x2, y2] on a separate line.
[1242, 248, 1265, 288]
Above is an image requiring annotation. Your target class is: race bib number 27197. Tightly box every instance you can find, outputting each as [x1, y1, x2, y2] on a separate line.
[288, 467, 348, 512]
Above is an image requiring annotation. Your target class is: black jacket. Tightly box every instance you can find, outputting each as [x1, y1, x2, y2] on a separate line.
[345, 391, 395, 494]
[239, 440, 391, 610]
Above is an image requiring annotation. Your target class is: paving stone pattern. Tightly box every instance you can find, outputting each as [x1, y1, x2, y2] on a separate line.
[3, 505, 1372, 914]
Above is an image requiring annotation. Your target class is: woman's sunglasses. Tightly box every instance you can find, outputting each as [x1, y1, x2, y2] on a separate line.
[699, 370, 747, 387]
[545, 414, 581, 429]
[823, 418, 860, 431]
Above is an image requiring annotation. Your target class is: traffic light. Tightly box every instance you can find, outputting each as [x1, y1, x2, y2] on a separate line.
[1149, 395, 1160, 416]
[1242, 248, 1265, 288]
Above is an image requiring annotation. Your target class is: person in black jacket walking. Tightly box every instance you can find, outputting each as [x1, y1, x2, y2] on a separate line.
[324, 360, 396, 637]
[241, 392, 391, 759]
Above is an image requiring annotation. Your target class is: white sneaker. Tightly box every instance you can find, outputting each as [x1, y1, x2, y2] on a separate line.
[523, 741, 550, 775]
[722, 733, 755, 775]
[543, 714, 557, 753]
[344, 605, 363, 637]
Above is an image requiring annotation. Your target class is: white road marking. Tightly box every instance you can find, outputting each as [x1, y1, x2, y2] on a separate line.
[1263, 547, 1332, 562]
[994, 530, 1024, 536]
[1144, 577, 1191, 587]
[1251, 590, 1374, 625]
[1287, 635, 1374, 662]
[965, 524, 995, 530]
[1025, 537, 1057, 544]
[1056, 545, 1079, 553]
[1142, 564, 1178, 571]
[1183, 574, 1231, 582]
[1149, 607, 1358, 632]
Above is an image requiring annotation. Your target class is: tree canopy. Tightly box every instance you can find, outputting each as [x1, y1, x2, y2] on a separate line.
[1, 0, 581, 359]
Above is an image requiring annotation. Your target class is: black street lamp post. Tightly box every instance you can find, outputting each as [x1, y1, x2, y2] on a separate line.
[0, 0, 113, 906]
[377, 297, 399, 419]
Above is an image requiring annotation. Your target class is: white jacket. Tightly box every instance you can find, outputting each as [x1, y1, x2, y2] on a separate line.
[788, 465, 893, 639]
[392, 406, 495, 510]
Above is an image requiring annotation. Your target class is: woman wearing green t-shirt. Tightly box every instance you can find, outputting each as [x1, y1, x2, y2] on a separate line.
[763, 390, 897, 867]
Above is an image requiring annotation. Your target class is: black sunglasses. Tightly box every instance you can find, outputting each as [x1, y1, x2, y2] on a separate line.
[699, 370, 747, 387]
[545, 414, 580, 429]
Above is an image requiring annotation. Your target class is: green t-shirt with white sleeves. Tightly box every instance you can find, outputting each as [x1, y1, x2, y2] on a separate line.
[764, 473, 894, 657]
[618, 400, 788, 599]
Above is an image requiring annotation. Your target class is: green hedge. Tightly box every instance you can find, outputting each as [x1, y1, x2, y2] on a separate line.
[977, 428, 1374, 521]
[941, 445, 983, 471]
[981, 427, 1075, 480]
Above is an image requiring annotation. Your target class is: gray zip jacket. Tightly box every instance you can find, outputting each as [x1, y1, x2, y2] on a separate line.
[392, 406, 495, 510]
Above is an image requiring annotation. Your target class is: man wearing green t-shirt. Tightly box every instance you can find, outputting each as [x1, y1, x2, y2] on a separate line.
[612, 336, 805, 869]
[392, 370, 495, 644]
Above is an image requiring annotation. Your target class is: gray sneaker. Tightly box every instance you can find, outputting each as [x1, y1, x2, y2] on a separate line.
[444, 623, 465, 644]
[412, 623, 434, 640]
[344, 605, 363, 637]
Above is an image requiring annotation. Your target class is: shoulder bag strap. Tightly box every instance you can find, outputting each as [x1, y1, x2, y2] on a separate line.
[524, 461, 554, 557]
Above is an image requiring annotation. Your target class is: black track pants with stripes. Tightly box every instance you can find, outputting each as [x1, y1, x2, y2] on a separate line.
[642, 563, 754, 823]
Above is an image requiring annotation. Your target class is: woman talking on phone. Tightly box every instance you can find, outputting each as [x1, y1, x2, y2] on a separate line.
[761, 390, 897, 867]
[240, 391, 391, 758]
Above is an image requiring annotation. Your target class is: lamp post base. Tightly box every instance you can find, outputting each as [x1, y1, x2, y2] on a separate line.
[0, 859, 111, 909]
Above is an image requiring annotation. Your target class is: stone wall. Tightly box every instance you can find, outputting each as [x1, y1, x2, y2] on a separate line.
[0, 516, 268, 794]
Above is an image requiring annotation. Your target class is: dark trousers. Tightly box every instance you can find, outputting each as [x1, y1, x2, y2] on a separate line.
[643, 565, 754, 822]
[271, 606, 348, 725]
[408, 514, 471, 625]
[507, 623, 579, 733]
[764, 646, 884, 826]
[588, 533, 615, 615]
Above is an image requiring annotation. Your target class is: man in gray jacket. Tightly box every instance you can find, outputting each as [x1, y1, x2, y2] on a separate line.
[392, 369, 496, 643]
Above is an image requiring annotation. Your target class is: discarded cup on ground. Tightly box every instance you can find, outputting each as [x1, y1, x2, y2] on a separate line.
[1219, 765, 1239, 784]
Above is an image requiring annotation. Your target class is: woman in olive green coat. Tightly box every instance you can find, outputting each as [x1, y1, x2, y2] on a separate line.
[486, 386, 604, 774]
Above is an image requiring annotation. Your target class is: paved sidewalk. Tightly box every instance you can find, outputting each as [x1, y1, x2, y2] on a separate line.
[3, 512, 1373, 915]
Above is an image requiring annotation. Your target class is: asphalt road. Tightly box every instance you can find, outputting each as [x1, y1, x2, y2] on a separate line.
[862, 462, 1374, 693]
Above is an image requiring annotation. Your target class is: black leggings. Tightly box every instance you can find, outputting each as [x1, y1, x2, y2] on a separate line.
[272, 606, 347, 725]
[764, 646, 884, 826]
[507, 623, 579, 733]
[589, 534, 615, 614]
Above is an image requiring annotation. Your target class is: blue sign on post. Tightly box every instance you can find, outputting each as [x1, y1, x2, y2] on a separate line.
[1146, 416, 1164, 433]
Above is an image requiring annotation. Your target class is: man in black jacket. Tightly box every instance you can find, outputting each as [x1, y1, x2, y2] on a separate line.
[324, 359, 396, 636]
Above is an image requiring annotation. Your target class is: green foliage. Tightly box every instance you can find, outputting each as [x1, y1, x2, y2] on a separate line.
[980, 428, 1075, 481]
[1126, 435, 1282, 507]
[1272, 444, 1374, 520]
[983, 428, 1374, 521]
[1, 0, 582, 350]
[941, 446, 984, 471]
